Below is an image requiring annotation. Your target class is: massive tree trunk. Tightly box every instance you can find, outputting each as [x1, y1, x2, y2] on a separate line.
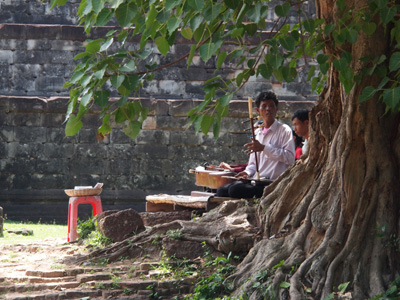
[228, 1, 400, 299]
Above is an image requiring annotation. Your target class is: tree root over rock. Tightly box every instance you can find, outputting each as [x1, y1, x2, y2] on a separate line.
[63, 200, 259, 266]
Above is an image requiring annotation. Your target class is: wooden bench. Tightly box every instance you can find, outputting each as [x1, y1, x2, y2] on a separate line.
[145, 193, 239, 212]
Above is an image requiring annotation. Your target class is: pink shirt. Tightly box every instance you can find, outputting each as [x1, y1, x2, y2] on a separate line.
[244, 120, 295, 180]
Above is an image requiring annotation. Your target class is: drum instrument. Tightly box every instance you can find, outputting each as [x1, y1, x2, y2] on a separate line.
[189, 166, 235, 189]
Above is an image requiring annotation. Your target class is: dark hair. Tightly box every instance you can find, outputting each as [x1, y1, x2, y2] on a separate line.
[291, 109, 309, 122]
[255, 91, 278, 108]
[293, 130, 303, 148]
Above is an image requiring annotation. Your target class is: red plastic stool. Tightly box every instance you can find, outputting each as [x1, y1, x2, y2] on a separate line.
[67, 196, 103, 242]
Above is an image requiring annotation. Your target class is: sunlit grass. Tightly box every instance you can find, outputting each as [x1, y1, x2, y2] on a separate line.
[0, 220, 67, 245]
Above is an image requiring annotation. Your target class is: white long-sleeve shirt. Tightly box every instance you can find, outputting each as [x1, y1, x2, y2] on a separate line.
[244, 120, 295, 180]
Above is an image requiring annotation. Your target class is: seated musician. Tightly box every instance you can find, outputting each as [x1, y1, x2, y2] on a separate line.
[216, 91, 295, 199]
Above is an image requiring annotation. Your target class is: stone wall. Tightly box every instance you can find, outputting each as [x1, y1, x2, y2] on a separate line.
[0, 0, 316, 223]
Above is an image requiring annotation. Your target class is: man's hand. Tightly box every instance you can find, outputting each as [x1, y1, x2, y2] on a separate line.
[235, 171, 249, 178]
[244, 138, 265, 155]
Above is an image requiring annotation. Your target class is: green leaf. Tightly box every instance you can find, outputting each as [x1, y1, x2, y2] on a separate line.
[115, 3, 136, 27]
[307, 66, 316, 81]
[167, 15, 180, 34]
[303, 18, 316, 33]
[94, 90, 110, 107]
[165, 0, 182, 11]
[115, 107, 127, 123]
[97, 8, 113, 26]
[85, 40, 101, 54]
[98, 114, 112, 135]
[320, 62, 329, 74]
[380, 6, 397, 24]
[111, 75, 125, 89]
[109, 0, 124, 9]
[190, 15, 203, 32]
[383, 87, 400, 109]
[181, 27, 193, 40]
[80, 92, 92, 107]
[348, 29, 358, 44]
[281, 66, 297, 82]
[280, 282, 290, 289]
[275, 2, 290, 17]
[338, 282, 350, 293]
[389, 52, 400, 72]
[123, 120, 141, 139]
[279, 35, 296, 51]
[92, 0, 102, 14]
[203, 2, 222, 22]
[120, 60, 136, 72]
[359, 86, 377, 103]
[223, 0, 241, 10]
[155, 36, 169, 56]
[100, 37, 113, 52]
[245, 23, 258, 36]
[258, 63, 272, 78]
[70, 71, 85, 84]
[362, 22, 376, 36]
[146, 4, 158, 29]
[188, 0, 204, 11]
[201, 115, 214, 134]
[65, 115, 83, 136]
[231, 27, 244, 39]
[324, 23, 336, 35]
[267, 53, 283, 68]
[333, 58, 347, 72]
[122, 74, 140, 91]
[248, 3, 261, 23]
[93, 66, 107, 79]
[218, 94, 233, 107]
[200, 42, 218, 62]
[216, 51, 227, 70]
[317, 54, 329, 64]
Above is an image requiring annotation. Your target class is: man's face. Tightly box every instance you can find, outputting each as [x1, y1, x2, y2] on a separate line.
[256, 99, 277, 125]
[292, 117, 309, 138]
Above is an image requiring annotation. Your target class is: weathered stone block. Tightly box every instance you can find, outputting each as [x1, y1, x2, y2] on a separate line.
[35, 158, 69, 174]
[136, 130, 170, 145]
[68, 158, 107, 175]
[8, 97, 46, 112]
[155, 116, 188, 130]
[73, 144, 108, 159]
[35, 76, 66, 92]
[108, 144, 135, 160]
[108, 158, 140, 175]
[43, 143, 74, 158]
[0, 23, 26, 39]
[26, 24, 61, 40]
[46, 127, 76, 143]
[134, 144, 169, 159]
[11, 112, 42, 127]
[14, 126, 47, 143]
[140, 159, 172, 175]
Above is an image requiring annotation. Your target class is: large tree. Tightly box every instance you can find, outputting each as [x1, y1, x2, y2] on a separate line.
[50, 0, 400, 298]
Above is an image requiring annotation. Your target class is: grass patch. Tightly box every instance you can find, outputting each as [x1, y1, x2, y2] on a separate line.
[0, 220, 67, 245]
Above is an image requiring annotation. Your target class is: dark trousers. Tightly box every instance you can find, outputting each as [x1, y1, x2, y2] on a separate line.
[216, 181, 266, 199]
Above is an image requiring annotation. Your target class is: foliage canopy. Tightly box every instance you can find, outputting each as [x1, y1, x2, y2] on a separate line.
[48, 0, 400, 139]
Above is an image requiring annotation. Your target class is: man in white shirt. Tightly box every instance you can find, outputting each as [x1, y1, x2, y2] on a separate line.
[216, 91, 295, 198]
